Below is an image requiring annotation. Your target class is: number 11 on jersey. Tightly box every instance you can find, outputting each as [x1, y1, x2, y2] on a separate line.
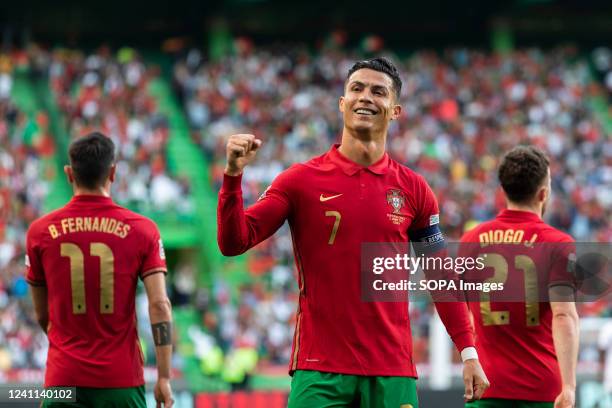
[61, 242, 115, 314]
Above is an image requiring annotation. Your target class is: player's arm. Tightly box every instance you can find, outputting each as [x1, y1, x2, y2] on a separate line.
[143, 272, 174, 408]
[218, 133, 291, 256]
[432, 284, 489, 401]
[30, 286, 49, 334]
[409, 177, 488, 401]
[417, 244, 489, 401]
[550, 285, 579, 408]
[25, 226, 49, 334]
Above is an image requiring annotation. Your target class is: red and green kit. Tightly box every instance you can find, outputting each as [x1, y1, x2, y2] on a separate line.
[26, 195, 167, 388]
[218, 144, 475, 377]
[461, 209, 575, 402]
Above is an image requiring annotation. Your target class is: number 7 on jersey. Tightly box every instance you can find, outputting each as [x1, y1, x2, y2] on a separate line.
[325, 211, 341, 245]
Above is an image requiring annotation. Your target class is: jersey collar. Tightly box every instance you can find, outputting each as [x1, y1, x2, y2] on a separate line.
[70, 194, 114, 204]
[497, 209, 542, 223]
[327, 144, 389, 176]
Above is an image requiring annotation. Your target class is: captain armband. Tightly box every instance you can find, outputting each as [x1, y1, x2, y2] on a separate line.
[409, 224, 446, 255]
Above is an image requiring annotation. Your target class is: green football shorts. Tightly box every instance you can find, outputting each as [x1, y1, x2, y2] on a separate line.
[465, 398, 553, 408]
[288, 369, 418, 408]
[42, 385, 146, 408]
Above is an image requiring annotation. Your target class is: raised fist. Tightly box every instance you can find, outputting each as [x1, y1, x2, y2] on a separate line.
[225, 134, 262, 176]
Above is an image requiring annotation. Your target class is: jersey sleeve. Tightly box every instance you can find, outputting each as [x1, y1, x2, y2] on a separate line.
[140, 221, 168, 279]
[407, 176, 474, 351]
[408, 175, 444, 254]
[217, 167, 293, 256]
[25, 223, 46, 286]
[548, 235, 576, 289]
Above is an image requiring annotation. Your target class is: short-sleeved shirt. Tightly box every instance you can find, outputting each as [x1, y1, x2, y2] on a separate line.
[218, 144, 474, 377]
[26, 195, 167, 388]
[460, 209, 575, 402]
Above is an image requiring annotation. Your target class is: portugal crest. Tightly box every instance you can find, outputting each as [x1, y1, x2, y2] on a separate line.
[386, 189, 406, 214]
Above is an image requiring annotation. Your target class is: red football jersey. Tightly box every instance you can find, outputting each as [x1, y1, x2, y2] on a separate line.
[218, 145, 474, 377]
[26, 195, 167, 388]
[460, 209, 575, 402]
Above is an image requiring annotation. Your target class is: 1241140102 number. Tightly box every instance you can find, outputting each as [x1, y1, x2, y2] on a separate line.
[6, 387, 75, 401]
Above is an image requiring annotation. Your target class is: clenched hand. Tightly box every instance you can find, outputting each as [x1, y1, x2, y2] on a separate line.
[225, 134, 263, 176]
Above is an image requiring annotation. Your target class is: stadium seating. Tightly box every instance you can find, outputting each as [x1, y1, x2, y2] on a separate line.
[0, 52, 53, 375]
[1, 43, 609, 390]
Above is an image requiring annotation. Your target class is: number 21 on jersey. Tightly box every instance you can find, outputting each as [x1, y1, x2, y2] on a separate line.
[480, 253, 539, 326]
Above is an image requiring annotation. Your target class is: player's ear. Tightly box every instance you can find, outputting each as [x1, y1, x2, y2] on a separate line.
[339, 96, 345, 113]
[391, 103, 402, 120]
[64, 165, 74, 184]
[108, 164, 116, 183]
[536, 185, 548, 204]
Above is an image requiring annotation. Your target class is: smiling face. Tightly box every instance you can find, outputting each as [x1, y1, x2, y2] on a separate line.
[339, 68, 401, 139]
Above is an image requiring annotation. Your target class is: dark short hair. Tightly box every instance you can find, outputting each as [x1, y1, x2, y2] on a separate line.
[68, 132, 115, 189]
[498, 145, 550, 204]
[346, 57, 402, 99]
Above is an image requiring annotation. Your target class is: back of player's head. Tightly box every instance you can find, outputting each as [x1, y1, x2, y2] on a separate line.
[498, 145, 550, 204]
[347, 57, 402, 99]
[68, 132, 115, 189]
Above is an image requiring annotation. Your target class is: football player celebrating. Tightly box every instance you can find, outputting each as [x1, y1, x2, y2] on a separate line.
[218, 57, 489, 407]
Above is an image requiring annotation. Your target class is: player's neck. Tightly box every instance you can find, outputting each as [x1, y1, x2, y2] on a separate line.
[506, 201, 543, 219]
[338, 132, 386, 167]
[73, 185, 111, 197]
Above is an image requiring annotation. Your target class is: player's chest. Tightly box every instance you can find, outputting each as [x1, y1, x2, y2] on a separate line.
[291, 172, 416, 240]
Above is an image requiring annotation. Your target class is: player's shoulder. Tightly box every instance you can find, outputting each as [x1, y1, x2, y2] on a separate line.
[115, 206, 160, 234]
[281, 162, 309, 175]
[388, 157, 431, 189]
[388, 157, 424, 180]
[272, 153, 333, 185]
[27, 206, 68, 237]
[535, 222, 574, 243]
[270, 162, 308, 188]
[301, 150, 336, 172]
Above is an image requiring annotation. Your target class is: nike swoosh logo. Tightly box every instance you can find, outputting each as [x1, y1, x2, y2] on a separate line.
[320, 193, 343, 202]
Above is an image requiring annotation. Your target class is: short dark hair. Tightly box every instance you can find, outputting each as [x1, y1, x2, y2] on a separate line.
[498, 145, 550, 204]
[346, 57, 402, 99]
[68, 132, 115, 189]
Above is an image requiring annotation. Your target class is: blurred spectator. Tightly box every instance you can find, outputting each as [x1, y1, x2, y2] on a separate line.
[48, 46, 192, 214]
[592, 47, 612, 102]
[0, 53, 51, 373]
[599, 320, 612, 406]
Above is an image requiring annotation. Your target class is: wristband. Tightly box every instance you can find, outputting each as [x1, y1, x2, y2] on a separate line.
[461, 347, 479, 362]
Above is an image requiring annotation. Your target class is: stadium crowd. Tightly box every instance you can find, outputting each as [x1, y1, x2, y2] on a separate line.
[592, 46, 612, 103]
[48, 46, 192, 214]
[173, 44, 611, 370]
[175, 45, 610, 241]
[0, 42, 609, 382]
[0, 53, 51, 375]
[0, 47, 193, 378]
